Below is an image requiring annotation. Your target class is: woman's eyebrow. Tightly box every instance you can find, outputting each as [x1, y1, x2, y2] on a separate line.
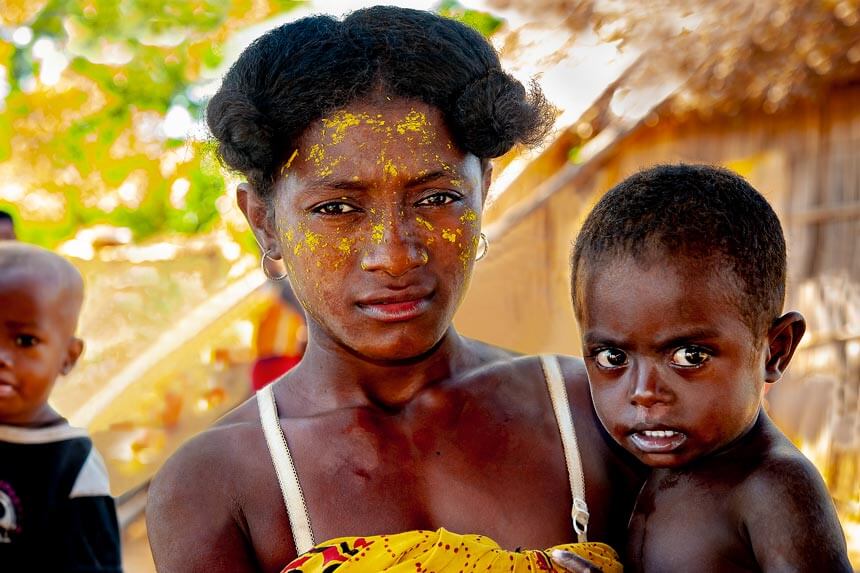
[404, 169, 453, 188]
[309, 169, 456, 191]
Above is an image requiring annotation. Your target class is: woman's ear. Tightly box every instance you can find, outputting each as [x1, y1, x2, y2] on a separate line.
[764, 311, 806, 384]
[480, 159, 493, 204]
[237, 182, 280, 257]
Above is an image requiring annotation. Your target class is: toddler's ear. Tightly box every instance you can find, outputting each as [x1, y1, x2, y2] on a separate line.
[61, 337, 84, 376]
[764, 311, 806, 383]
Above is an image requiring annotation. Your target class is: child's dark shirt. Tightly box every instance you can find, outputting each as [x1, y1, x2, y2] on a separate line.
[0, 422, 122, 572]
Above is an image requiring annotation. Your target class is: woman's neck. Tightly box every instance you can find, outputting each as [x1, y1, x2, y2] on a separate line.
[282, 324, 475, 415]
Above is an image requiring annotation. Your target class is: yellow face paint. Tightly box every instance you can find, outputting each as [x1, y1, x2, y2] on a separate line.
[459, 209, 477, 223]
[441, 229, 458, 243]
[371, 223, 385, 244]
[415, 216, 434, 231]
[304, 230, 324, 252]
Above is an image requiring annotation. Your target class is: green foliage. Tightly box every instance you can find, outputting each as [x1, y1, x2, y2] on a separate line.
[436, 0, 504, 37]
[0, 0, 299, 248]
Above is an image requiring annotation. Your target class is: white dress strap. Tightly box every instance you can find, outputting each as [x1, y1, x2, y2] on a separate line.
[540, 355, 590, 542]
[257, 384, 316, 555]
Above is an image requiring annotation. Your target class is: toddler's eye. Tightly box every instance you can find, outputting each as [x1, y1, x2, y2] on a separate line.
[15, 334, 39, 348]
[416, 192, 459, 207]
[314, 202, 358, 215]
[594, 348, 628, 369]
[671, 347, 710, 367]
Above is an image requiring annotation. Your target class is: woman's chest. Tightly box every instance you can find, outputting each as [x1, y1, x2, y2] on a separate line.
[245, 403, 575, 565]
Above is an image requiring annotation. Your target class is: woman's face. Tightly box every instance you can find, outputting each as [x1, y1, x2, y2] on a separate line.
[250, 99, 488, 361]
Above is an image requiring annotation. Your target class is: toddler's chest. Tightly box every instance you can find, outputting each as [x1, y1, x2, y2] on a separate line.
[628, 477, 756, 572]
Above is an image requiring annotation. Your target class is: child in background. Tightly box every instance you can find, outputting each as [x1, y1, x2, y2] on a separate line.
[0, 210, 16, 241]
[0, 242, 122, 572]
[569, 164, 851, 572]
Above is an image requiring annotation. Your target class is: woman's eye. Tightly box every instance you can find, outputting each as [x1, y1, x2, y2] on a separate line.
[15, 335, 38, 348]
[594, 348, 628, 369]
[671, 347, 711, 368]
[314, 202, 358, 215]
[416, 192, 459, 207]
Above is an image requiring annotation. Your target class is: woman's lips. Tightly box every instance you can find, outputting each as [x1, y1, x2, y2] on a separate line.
[629, 429, 687, 453]
[357, 296, 432, 322]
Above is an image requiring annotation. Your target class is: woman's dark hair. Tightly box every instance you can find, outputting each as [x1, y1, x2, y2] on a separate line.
[207, 5, 554, 198]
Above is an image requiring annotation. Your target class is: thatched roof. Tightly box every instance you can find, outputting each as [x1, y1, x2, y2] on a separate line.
[491, 0, 860, 119]
[483, 0, 860, 229]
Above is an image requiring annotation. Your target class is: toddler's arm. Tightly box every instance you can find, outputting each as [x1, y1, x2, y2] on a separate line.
[742, 456, 851, 572]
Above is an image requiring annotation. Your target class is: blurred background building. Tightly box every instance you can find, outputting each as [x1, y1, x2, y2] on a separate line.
[0, 0, 857, 570]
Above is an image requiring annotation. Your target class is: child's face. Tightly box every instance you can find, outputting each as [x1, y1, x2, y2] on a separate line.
[0, 271, 82, 424]
[577, 256, 766, 469]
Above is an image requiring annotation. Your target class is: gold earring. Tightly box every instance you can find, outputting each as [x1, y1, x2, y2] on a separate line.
[475, 233, 489, 261]
[261, 249, 288, 281]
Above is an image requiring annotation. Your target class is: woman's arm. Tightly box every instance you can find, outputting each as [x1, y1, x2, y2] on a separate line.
[147, 427, 261, 573]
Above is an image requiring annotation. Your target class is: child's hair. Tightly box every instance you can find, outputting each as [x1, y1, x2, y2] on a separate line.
[571, 164, 786, 337]
[206, 5, 554, 199]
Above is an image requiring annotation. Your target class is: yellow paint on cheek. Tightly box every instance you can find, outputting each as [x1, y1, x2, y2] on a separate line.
[371, 224, 385, 244]
[415, 216, 434, 231]
[421, 251, 429, 264]
[337, 237, 354, 255]
[304, 231, 323, 252]
[441, 228, 458, 243]
[459, 209, 477, 223]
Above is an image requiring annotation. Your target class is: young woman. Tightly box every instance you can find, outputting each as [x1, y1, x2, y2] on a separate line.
[147, 7, 642, 572]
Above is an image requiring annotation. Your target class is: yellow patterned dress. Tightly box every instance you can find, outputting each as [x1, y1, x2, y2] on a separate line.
[280, 528, 622, 573]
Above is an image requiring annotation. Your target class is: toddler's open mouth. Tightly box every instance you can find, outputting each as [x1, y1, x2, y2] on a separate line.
[629, 429, 687, 453]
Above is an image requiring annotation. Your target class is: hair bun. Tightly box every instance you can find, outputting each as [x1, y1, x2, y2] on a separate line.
[206, 88, 275, 181]
[452, 70, 554, 158]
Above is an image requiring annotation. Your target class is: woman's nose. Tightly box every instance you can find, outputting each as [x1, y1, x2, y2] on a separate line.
[359, 216, 428, 277]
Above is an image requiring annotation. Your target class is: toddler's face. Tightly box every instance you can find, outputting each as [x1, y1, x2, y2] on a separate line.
[577, 256, 765, 468]
[0, 271, 81, 424]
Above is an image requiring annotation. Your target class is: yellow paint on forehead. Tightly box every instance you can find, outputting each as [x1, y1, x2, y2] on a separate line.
[383, 159, 398, 178]
[308, 143, 326, 165]
[322, 111, 362, 144]
[396, 110, 429, 134]
[285, 149, 299, 169]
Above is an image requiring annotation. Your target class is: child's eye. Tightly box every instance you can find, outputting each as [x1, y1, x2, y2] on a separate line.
[416, 191, 460, 207]
[313, 201, 359, 215]
[14, 334, 39, 348]
[671, 346, 711, 368]
[594, 348, 628, 369]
